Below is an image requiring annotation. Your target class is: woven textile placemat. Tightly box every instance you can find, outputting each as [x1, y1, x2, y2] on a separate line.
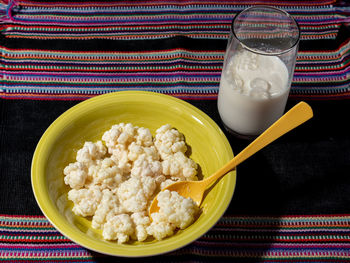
[0, 0, 349, 100]
[1, 214, 350, 262]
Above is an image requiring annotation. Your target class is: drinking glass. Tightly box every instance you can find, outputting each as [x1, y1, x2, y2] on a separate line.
[217, 6, 300, 138]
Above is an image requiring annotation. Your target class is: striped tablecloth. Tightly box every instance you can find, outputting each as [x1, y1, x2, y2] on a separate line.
[1, 214, 350, 262]
[1, 1, 350, 262]
[0, 0, 349, 100]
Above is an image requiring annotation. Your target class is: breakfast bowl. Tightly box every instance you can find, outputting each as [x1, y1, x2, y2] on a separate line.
[31, 91, 236, 257]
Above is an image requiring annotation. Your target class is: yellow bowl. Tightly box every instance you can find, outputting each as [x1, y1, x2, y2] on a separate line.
[31, 91, 236, 257]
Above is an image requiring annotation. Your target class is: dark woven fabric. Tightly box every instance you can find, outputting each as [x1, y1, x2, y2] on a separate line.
[1, 99, 349, 216]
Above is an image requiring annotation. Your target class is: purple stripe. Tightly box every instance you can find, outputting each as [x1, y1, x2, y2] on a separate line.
[0, 71, 221, 78]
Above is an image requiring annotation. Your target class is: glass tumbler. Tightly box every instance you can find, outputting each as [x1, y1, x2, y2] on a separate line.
[217, 6, 300, 138]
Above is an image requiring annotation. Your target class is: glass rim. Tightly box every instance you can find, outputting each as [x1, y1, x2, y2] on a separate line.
[231, 5, 301, 56]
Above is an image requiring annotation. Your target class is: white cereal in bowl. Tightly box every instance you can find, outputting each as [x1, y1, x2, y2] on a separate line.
[63, 123, 200, 244]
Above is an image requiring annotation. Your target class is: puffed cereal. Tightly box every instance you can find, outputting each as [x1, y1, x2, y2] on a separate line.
[147, 190, 199, 240]
[64, 123, 200, 244]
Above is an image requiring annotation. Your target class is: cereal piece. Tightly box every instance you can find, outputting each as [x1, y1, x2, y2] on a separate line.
[158, 190, 198, 229]
[63, 162, 88, 189]
[103, 214, 134, 243]
[110, 144, 132, 174]
[102, 123, 136, 153]
[117, 176, 156, 213]
[127, 142, 144, 162]
[102, 124, 122, 150]
[131, 154, 162, 178]
[92, 189, 125, 229]
[147, 221, 174, 241]
[89, 158, 124, 190]
[76, 141, 106, 165]
[162, 152, 198, 181]
[135, 127, 153, 147]
[148, 190, 199, 240]
[154, 124, 187, 160]
[131, 212, 151, 242]
[68, 186, 102, 217]
[128, 143, 159, 162]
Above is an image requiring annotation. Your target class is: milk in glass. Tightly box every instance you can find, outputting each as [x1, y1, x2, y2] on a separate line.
[218, 50, 289, 136]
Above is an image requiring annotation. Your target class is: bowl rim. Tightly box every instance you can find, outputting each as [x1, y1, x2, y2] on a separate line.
[31, 91, 236, 257]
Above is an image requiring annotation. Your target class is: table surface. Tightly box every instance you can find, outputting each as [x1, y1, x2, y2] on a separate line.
[0, 1, 350, 262]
